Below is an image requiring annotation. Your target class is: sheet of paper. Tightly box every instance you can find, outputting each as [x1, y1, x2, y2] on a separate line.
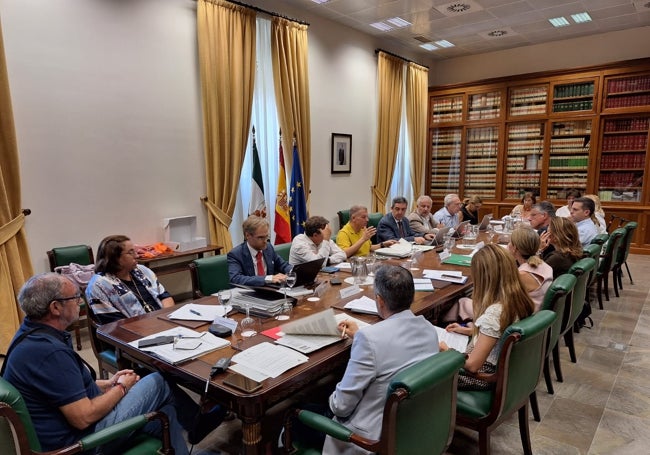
[275, 334, 343, 354]
[413, 278, 434, 291]
[231, 342, 308, 378]
[343, 295, 379, 315]
[129, 327, 230, 365]
[228, 363, 269, 382]
[337, 262, 352, 270]
[281, 308, 339, 336]
[285, 285, 314, 297]
[168, 303, 230, 321]
[434, 326, 469, 353]
[422, 269, 468, 284]
[334, 313, 370, 329]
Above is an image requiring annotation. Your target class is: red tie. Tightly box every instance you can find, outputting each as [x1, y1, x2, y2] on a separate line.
[256, 251, 265, 276]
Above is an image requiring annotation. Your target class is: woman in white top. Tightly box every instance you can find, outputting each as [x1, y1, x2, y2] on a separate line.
[508, 227, 554, 311]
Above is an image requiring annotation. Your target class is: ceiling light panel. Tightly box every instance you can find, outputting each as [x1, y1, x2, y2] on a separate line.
[370, 22, 394, 32]
[435, 40, 455, 48]
[420, 43, 438, 51]
[571, 12, 592, 23]
[386, 17, 411, 28]
[549, 17, 570, 27]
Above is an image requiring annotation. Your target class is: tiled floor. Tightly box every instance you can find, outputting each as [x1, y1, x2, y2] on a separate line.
[6, 254, 650, 454]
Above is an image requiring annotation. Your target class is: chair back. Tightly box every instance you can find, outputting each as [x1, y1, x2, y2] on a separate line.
[496, 310, 556, 419]
[582, 244, 601, 286]
[47, 245, 94, 272]
[590, 234, 609, 247]
[274, 243, 292, 262]
[567, 258, 596, 328]
[386, 350, 465, 455]
[597, 228, 625, 276]
[539, 274, 576, 355]
[616, 221, 637, 265]
[189, 255, 230, 298]
[0, 377, 41, 452]
[368, 212, 383, 245]
[337, 210, 351, 228]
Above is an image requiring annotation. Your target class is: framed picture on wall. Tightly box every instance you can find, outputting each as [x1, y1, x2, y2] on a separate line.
[331, 133, 352, 174]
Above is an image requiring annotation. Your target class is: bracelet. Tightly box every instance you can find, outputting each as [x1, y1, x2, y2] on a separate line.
[113, 382, 127, 397]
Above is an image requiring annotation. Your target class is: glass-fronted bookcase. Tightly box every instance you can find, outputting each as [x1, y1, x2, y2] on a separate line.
[427, 59, 650, 252]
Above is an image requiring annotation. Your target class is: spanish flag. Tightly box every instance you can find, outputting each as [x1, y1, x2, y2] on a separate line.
[273, 133, 291, 244]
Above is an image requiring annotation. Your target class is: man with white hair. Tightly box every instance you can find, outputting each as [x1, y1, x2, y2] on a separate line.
[433, 193, 462, 228]
[408, 195, 442, 236]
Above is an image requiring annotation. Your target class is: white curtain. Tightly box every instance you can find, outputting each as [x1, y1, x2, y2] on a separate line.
[230, 17, 281, 245]
[387, 67, 413, 209]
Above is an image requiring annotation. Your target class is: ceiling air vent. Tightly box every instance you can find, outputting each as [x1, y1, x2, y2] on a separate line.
[481, 27, 517, 39]
[435, 0, 484, 17]
[488, 30, 507, 37]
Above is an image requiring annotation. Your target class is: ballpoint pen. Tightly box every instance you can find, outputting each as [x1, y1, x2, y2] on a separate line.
[190, 309, 203, 316]
[340, 322, 347, 338]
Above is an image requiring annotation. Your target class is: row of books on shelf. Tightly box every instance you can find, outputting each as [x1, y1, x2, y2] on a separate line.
[431, 131, 462, 141]
[505, 175, 542, 188]
[554, 83, 594, 98]
[509, 105, 547, 116]
[431, 176, 460, 184]
[510, 88, 547, 102]
[465, 158, 497, 168]
[467, 128, 498, 141]
[600, 154, 646, 169]
[552, 100, 593, 112]
[548, 157, 589, 168]
[607, 75, 650, 94]
[599, 172, 642, 187]
[463, 176, 497, 185]
[468, 109, 500, 120]
[508, 124, 544, 137]
[466, 146, 498, 155]
[431, 112, 462, 122]
[470, 93, 500, 107]
[602, 135, 648, 151]
[552, 123, 591, 135]
[547, 188, 586, 198]
[605, 94, 650, 109]
[598, 190, 640, 202]
[603, 118, 649, 132]
[550, 136, 590, 149]
[547, 176, 588, 186]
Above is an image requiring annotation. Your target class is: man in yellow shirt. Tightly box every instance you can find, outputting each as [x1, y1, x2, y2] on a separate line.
[336, 205, 396, 257]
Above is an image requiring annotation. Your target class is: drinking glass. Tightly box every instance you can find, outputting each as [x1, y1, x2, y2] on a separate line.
[240, 304, 257, 338]
[443, 234, 455, 252]
[280, 270, 297, 318]
[486, 224, 496, 243]
[217, 289, 231, 315]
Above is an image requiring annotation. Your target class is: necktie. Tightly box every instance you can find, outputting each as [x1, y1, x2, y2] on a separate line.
[398, 220, 405, 238]
[256, 251, 265, 276]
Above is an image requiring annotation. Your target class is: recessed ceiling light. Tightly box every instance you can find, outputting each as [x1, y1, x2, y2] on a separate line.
[435, 40, 455, 48]
[549, 17, 570, 27]
[571, 12, 592, 23]
[386, 17, 411, 28]
[310, 0, 329, 4]
[420, 43, 438, 51]
[370, 22, 394, 32]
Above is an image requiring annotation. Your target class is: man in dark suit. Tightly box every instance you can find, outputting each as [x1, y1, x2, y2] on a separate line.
[228, 215, 292, 286]
[377, 196, 433, 244]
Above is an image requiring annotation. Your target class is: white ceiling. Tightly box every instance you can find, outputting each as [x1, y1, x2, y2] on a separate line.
[278, 0, 650, 60]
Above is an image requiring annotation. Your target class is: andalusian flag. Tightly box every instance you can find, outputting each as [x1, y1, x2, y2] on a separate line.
[273, 135, 291, 244]
[289, 139, 308, 236]
[249, 128, 266, 218]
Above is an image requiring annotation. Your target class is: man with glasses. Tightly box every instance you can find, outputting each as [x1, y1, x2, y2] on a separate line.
[228, 215, 292, 286]
[528, 201, 556, 235]
[408, 195, 442, 236]
[433, 193, 463, 228]
[3, 273, 220, 454]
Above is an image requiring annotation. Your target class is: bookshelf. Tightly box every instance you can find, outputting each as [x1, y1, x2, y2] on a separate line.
[427, 58, 650, 253]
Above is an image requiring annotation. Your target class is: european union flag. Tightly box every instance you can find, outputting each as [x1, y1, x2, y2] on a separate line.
[289, 142, 307, 236]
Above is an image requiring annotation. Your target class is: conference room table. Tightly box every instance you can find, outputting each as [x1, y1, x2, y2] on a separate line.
[97, 242, 480, 454]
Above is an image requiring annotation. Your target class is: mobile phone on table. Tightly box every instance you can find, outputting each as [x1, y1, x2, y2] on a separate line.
[223, 373, 263, 393]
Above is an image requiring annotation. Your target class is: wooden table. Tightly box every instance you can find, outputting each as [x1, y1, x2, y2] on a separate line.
[97, 246, 474, 454]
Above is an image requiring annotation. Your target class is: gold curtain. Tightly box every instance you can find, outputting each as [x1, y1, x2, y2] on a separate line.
[271, 17, 311, 198]
[197, 0, 256, 252]
[406, 62, 429, 199]
[371, 52, 404, 212]
[0, 21, 33, 354]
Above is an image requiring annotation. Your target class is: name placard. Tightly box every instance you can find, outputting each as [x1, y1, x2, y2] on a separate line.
[339, 285, 362, 299]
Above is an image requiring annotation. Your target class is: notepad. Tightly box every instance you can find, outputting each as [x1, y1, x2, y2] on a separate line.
[130, 327, 230, 365]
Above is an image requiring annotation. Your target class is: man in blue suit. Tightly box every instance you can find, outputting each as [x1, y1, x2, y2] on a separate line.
[227, 216, 292, 287]
[376, 196, 434, 244]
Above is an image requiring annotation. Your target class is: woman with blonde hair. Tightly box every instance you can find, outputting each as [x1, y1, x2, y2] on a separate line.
[508, 227, 553, 311]
[584, 194, 607, 234]
[460, 195, 482, 225]
[539, 217, 583, 278]
[442, 244, 535, 390]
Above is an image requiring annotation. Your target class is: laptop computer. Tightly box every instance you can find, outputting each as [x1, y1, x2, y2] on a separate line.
[451, 220, 471, 238]
[262, 257, 326, 289]
[432, 226, 452, 245]
[477, 214, 494, 231]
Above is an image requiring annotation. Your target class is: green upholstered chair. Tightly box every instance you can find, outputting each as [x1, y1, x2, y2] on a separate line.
[46, 245, 95, 351]
[595, 228, 625, 309]
[613, 221, 637, 290]
[0, 376, 173, 455]
[456, 310, 556, 455]
[566, 257, 596, 344]
[189, 254, 230, 299]
[284, 350, 465, 455]
[337, 210, 350, 228]
[274, 242, 292, 262]
[582, 243, 602, 301]
[368, 212, 383, 245]
[590, 233, 609, 247]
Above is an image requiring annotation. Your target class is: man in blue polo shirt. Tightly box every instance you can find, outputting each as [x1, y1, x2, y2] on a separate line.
[2, 273, 221, 454]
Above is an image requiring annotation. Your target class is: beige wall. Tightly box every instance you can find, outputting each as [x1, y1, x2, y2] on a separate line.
[429, 26, 650, 86]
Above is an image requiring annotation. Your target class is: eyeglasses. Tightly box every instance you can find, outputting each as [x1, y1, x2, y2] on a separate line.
[122, 249, 138, 257]
[52, 294, 83, 305]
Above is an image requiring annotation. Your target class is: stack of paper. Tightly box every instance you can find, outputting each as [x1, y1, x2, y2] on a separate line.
[433, 326, 469, 353]
[230, 342, 308, 379]
[422, 269, 468, 284]
[375, 239, 413, 258]
[130, 327, 230, 365]
[231, 289, 286, 317]
[168, 303, 231, 322]
[343, 295, 379, 314]
[414, 278, 434, 291]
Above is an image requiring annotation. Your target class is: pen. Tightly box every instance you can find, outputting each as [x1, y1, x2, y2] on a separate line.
[441, 274, 459, 279]
[341, 322, 347, 338]
[190, 309, 203, 316]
